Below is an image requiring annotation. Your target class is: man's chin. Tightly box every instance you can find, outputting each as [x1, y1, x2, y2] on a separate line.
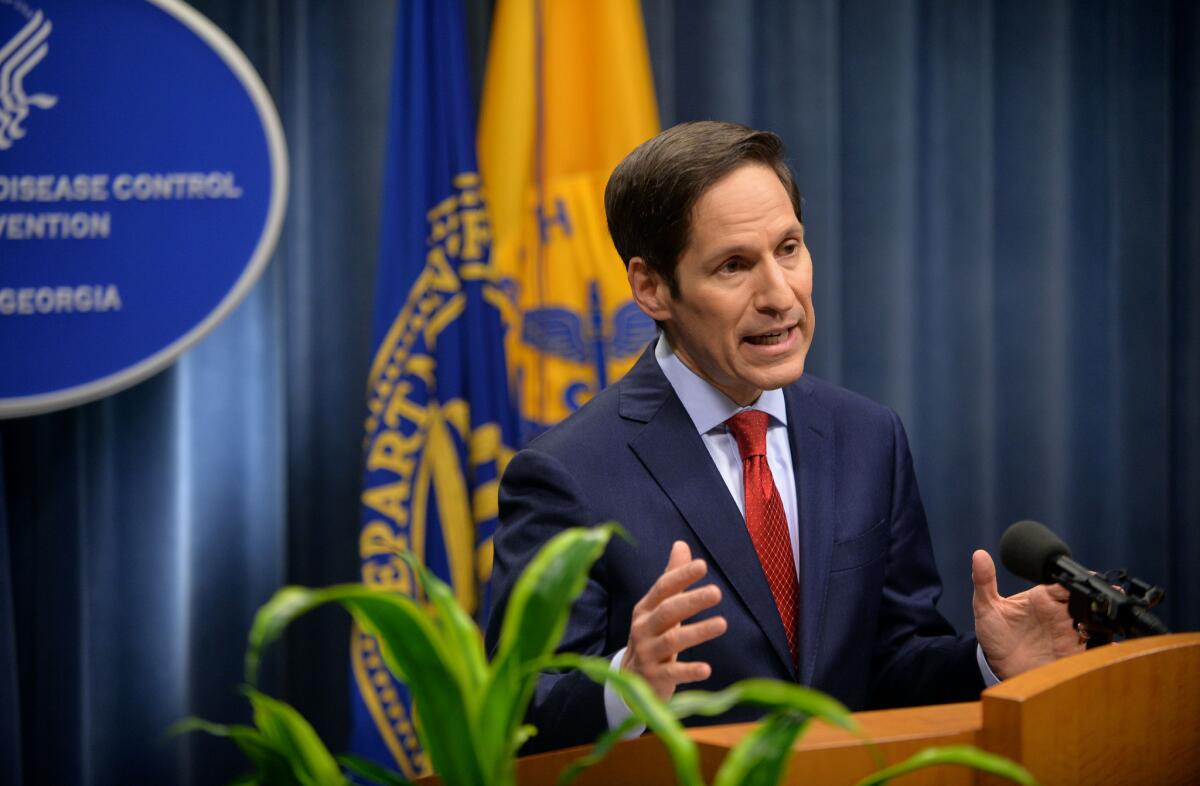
[746, 362, 806, 392]
[776, 345, 810, 385]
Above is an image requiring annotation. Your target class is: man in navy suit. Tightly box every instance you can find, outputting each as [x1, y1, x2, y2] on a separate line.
[485, 121, 1080, 753]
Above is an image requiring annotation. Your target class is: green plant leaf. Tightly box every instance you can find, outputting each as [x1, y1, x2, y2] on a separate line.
[668, 679, 857, 734]
[711, 711, 810, 786]
[205, 527, 637, 786]
[512, 724, 538, 751]
[245, 585, 350, 686]
[168, 716, 237, 738]
[169, 716, 298, 785]
[230, 733, 297, 786]
[476, 661, 524, 781]
[543, 653, 704, 786]
[556, 715, 644, 786]
[476, 524, 623, 782]
[243, 585, 483, 786]
[336, 593, 485, 786]
[671, 679, 863, 786]
[398, 550, 488, 699]
[494, 523, 625, 668]
[336, 753, 414, 786]
[852, 745, 1039, 786]
[551, 673, 859, 786]
[245, 688, 348, 786]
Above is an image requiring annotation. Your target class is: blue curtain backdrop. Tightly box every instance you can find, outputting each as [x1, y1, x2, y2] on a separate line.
[641, 0, 1200, 630]
[1, 1, 1196, 784]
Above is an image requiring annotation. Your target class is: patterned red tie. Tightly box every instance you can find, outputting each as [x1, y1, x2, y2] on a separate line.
[726, 410, 799, 670]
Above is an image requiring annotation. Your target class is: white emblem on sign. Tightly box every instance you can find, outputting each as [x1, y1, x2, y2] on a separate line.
[0, 10, 58, 150]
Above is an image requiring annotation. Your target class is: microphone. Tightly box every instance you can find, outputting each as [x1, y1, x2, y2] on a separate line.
[999, 519, 1169, 641]
[999, 519, 1075, 584]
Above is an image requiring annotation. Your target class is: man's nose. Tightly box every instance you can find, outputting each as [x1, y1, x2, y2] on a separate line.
[753, 258, 795, 313]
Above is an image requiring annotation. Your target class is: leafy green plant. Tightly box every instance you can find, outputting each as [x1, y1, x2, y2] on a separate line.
[177, 521, 1037, 786]
[177, 523, 623, 786]
[171, 688, 349, 786]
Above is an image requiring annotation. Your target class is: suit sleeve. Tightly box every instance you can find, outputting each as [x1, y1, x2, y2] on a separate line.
[868, 409, 985, 707]
[484, 447, 612, 753]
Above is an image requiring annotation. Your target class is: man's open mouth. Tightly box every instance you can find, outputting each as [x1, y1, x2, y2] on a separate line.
[744, 326, 793, 346]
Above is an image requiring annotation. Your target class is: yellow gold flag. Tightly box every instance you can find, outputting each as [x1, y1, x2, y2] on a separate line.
[480, 0, 659, 437]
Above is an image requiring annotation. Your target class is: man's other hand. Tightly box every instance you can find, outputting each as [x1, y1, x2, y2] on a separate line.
[621, 540, 728, 700]
[971, 549, 1084, 680]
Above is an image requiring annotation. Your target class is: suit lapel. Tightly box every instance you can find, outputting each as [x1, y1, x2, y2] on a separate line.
[620, 347, 797, 676]
[785, 378, 835, 686]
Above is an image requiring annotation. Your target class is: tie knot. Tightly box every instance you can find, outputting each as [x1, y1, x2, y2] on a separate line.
[726, 409, 769, 459]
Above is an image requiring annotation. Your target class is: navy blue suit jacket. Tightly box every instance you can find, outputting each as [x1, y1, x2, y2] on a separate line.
[485, 346, 983, 753]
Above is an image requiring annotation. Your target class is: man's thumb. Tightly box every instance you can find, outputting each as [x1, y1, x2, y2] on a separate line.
[971, 549, 1001, 604]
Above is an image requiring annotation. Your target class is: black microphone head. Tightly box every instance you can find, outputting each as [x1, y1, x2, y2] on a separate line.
[1000, 520, 1071, 583]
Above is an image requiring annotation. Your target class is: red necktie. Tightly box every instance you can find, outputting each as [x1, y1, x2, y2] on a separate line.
[726, 410, 799, 670]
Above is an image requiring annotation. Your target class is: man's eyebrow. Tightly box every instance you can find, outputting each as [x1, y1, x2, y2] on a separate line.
[704, 224, 805, 261]
[705, 243, 753, 261]
[768, 223, 806, 245]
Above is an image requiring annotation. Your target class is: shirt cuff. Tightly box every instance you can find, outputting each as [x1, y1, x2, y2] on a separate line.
[976, 643, 1002, 687]
[603, 647, 647, 738]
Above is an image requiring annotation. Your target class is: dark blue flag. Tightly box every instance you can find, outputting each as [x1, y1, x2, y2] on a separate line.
[350, 0, 517, 776]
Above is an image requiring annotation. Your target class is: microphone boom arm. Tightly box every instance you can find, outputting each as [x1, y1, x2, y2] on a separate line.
[1050, 558, 1170, 642]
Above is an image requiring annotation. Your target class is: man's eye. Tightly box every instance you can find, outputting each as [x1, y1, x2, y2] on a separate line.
[720, 258, 743, 273]
[779, 242, 799, 256]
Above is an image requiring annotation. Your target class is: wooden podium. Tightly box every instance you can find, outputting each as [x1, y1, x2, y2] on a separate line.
[978, 631, 1200, 785]
[493, 632, 1200, 786]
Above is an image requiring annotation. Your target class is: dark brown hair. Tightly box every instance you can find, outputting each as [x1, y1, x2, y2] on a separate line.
[604, 120, 802, 295]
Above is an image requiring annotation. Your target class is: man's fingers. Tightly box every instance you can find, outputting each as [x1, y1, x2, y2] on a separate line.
[665, 540, 692, 572]
[625, 541, 726, 694]
[640, 584, 722, 636]
[660, 659, 712, 686]
[637, 554, 708, 612]
[971, 549, 1001, 605]
[640, 615, 727, 662]
[640, 658, 713, 686]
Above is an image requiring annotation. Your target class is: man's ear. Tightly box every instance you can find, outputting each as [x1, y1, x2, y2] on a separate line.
[627, 257, 672, 321]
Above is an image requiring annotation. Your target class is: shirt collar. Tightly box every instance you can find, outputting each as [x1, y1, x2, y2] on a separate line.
[654, 333, 788, 434]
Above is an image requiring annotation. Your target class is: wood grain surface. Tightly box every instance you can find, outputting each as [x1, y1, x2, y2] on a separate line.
[980, 632, 1200, 786]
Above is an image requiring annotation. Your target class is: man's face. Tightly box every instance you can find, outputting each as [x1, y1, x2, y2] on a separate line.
[630, 163, 814, 406]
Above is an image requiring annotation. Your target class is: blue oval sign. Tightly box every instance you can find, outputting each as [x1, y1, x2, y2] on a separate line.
[0, 0, 287, 417]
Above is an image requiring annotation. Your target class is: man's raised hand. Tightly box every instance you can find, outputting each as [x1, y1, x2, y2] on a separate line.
[621, 540, 728, 700]
[971, 548, 1083, 680]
